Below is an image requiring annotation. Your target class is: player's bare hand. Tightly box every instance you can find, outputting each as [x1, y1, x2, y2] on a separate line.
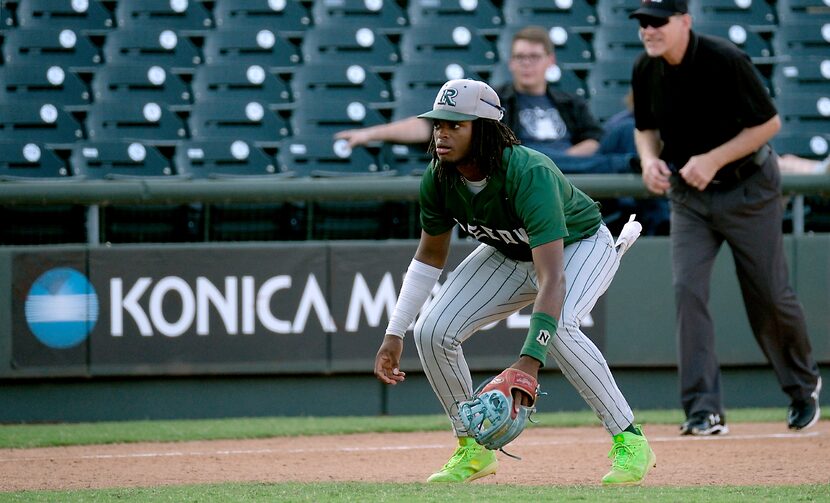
[680, 154, 719, 191]
[374, 335, 406, 385]
[510, 356, 541, 406]
[334, 129, 372, 149]
[641, 158, 672, 195]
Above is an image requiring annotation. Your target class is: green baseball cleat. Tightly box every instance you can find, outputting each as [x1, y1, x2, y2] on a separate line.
[601, 425, 657, 486]
[427, 437, 498, 483]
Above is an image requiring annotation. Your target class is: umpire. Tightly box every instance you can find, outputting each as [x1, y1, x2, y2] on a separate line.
[629, 0, 822, 435]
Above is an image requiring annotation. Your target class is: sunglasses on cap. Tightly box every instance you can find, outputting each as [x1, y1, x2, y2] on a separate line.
[638, 16, 671, 29]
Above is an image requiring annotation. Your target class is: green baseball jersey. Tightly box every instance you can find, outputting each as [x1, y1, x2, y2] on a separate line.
[420, 145, 602, 262]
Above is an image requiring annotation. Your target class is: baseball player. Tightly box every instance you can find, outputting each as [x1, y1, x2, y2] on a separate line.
[373, 79, 656, 485]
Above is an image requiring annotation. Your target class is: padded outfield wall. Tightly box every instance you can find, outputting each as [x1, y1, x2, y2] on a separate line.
[1, 235, 828, 422]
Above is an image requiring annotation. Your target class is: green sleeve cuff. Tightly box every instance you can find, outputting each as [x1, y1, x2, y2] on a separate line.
[521, 312, 558, 367]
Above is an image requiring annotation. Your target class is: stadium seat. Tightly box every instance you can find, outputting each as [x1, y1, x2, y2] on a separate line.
[191, 63, 292, 109]
[596, 0, 640, 24]
[592, 23, 642, 62]
[1, 3, 13, 28]
[3, 27, 101, 68]
[490, 63, 587, 96]
[384, 143, 432, 177]
[408, 0, 503, 35]
[86, 101, 187, 145]
[301, 25, 400, 70]
[0, 63, 90, 110]
[115, 0, 213, 32]
[0, 102, 83, 144]
[91, 63, 191, 110]
[695, 22, 774, 62]
[291, 100, 388, 137]
[772, 58, 830, 97]
[588, 92, 631, 123]
[400, 24, 498, 72]
[213, 0, 311, 37]
[70, 140, 175, 179]
[277, 134, 393, 177]
[291, 62, 392, 111]
[777, 0, 830, 22]
[771, 132, 830, 160]
[0, 141, 69, 180]
[773, 21, 830, 60]
[103, 28, 201, 72]
[175, 139, 287, 178]
[776, 94, 830, 127]
[189, 99, 290, 146]
[17, 0, 113, 33]
[689, 0, 777, 32]
[586, 59, 632, 100]
[312, 0, 408, 35]
[503, 0, 598, 32]
[202, 29, 301, 72]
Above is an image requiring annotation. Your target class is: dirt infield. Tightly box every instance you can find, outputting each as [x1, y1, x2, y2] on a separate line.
[1, 421, 827, 491]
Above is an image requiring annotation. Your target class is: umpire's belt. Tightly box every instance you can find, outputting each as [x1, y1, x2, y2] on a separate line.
[709, 144, 772, 189]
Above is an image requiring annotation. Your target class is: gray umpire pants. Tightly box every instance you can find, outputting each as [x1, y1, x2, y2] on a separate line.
[669, 154, 820, 418]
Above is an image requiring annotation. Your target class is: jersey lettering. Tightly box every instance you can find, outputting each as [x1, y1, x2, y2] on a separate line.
[455, 220, 530, 247]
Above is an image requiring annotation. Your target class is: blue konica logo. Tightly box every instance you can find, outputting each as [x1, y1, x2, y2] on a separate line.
[24, 267, 99, 349]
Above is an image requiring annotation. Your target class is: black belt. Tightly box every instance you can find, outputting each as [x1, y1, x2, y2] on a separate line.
[708, 144, 772, 188]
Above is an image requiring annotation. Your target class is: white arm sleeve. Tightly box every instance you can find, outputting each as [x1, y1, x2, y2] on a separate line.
[385, 259, 443, 338]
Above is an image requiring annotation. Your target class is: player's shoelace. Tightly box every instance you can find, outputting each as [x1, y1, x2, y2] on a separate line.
[608, 442, 634, 470]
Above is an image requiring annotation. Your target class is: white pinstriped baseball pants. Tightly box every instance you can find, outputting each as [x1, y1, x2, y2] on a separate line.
[413, 225, 635, 436]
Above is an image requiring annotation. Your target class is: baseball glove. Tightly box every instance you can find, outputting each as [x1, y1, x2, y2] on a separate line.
[458, 368, 539, 452]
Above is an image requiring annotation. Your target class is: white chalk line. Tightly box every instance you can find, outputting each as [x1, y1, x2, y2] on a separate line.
[0, 430, 820, 463]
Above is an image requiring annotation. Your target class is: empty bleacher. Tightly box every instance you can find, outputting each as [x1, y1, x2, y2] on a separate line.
[0, 0, 827, 243]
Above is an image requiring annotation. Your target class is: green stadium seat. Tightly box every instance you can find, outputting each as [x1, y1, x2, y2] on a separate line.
[778, 0, 830, 22]
[188, 99, 290, 146]
[70, 140, 175, 179]
[503, 0, 598, 32]
[213, 0, 311, 37]
[592, 23, 641, 63]
[291, 99, 388, 137]
[17, 0, 113, 34]
[401, 24, 499, 72]
[175, 139, 287, 179]
[0, 141, 69, 180]
[772, 58, 830, 98]
[689, 0, 777, 32]
[103, 28, 201, 73]
[191, 63, 292, 109]
[202, 29, 301, 73]
[312, 0, 407, 35]
[291, 62, 392, 111]
[596, 0, 641, 24]
[772, 132, 830, 160]
[0, 101, 83, 145]
[0, 63, 90, 110]
[695, 22, 774, 63]
[115, 0, 213, 32]
[586, 59, 631, 101]
[774, 21, 830, 60]
[3, 27, 101, 68]
[776, 94, 830, 128]
[91, 63, 191, 110]
[276, 135, 393, 177]
[86, 101, 187, 145]
[408, 0, 502, 35]
[301, 24, 400, 71]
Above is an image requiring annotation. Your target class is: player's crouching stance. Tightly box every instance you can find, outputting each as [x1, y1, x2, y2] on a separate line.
[373, 79, 655, 485]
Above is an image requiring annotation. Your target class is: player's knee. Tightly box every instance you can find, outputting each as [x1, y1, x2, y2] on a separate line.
[413, 316, 456, 352]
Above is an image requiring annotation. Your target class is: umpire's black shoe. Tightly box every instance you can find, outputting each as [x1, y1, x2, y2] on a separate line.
[788, 377, 822, 431]
[680, 412, 729, 436]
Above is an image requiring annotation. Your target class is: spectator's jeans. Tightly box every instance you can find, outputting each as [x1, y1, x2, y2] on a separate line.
[669, 154, 820, 418]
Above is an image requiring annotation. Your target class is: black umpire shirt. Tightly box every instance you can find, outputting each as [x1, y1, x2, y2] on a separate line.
[631, 31, 778, 180]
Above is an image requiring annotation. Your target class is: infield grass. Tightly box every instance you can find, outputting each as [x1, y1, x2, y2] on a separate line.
[2, 482, 829, 502]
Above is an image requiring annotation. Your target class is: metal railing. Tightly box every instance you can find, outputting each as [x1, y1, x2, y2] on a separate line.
[2, 173, 830, 237]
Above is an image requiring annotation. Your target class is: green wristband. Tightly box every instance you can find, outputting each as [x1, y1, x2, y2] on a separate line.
[521, 312, 558, 367]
